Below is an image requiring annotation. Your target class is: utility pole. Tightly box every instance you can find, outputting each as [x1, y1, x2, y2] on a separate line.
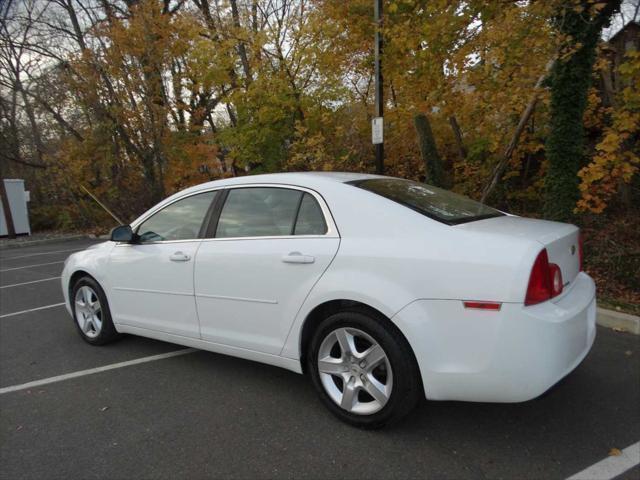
[373, 0, 384, 174]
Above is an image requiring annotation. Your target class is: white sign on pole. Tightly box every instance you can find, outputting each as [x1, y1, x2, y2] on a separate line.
[372, 117, 383, 144]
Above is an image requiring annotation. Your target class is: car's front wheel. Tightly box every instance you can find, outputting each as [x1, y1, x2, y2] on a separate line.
[71, 276, 120, 345]
[308, 308, 421, 428]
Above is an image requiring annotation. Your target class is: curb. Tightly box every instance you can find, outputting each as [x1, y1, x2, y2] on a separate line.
[597, 307, 640, 335]
[0, 234, 95, 250]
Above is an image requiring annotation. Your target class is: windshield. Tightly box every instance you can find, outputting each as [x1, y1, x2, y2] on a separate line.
[348, 178, 504, 225]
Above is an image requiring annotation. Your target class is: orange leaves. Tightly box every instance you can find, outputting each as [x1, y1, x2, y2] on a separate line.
[577, 52, 640, 214]
[162, 131, 219, 194]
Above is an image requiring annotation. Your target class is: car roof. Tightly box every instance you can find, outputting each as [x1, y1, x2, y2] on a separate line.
[133, 171, 388, 227]
[182, 171, 383, 195]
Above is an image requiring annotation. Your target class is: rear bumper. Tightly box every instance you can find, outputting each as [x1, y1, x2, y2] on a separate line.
[393, 272, 597, 402]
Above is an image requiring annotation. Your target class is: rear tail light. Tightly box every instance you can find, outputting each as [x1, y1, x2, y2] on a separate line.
[578, 232, 584, 271]
[525, 249, 563, 306]
[549, 263, 563, 297]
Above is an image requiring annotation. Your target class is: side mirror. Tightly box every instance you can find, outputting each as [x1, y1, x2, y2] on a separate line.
[110, 225, 134, 243]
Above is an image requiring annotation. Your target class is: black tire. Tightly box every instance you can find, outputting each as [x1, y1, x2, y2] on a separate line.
[70, 276, 120, 345]
[307, 307, 422, 429]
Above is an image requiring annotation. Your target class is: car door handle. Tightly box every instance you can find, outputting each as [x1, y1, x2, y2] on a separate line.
[169, 251, 191, 262]
[282, 252, 315, 264]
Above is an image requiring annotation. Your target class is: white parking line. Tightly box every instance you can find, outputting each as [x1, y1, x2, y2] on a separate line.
[0, 247, 85, 261]
[0, 302, 66, 318]
[0, 277, 62, 289]
[0, 261, 64, 272]
[567, 442, 640, 480]
[0, 349, 197, 394]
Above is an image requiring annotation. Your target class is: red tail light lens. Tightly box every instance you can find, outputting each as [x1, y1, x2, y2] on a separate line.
[525, 249, 564, 306]
[525, 249, 552, 305]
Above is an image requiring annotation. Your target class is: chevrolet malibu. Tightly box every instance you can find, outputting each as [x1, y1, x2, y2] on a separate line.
[62, 172, 596, 428]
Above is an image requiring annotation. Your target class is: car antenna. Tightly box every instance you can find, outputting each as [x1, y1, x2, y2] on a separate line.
[80, 185, 124, 225]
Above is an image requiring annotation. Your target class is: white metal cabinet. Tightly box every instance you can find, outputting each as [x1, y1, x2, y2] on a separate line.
[0, 179, 31, 236]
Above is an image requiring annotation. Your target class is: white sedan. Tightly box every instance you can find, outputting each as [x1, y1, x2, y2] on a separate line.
[62, 172, 596, 428]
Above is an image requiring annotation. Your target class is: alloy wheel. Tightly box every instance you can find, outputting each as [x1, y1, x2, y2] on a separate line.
[74, 285, 103, 339]
[317, 327, 393, 415]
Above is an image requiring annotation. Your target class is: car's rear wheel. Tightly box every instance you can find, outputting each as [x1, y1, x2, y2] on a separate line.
[308, 308, 421, 428]
[71, 276, 120, 345]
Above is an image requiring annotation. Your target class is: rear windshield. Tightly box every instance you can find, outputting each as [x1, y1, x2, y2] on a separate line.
[348, 178, 504, 225]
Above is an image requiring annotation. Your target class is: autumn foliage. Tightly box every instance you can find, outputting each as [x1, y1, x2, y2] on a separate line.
[0, 1, 637, 247]
[578, 50, 640, 213]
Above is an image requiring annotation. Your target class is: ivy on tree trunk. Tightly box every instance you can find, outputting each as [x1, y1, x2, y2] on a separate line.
[544, 0, 621, 222]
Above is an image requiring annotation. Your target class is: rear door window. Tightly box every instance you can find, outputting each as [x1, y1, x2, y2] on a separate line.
[215, 188, 329, 238]
[216, 187, 302, 238]
[294, 193, 327, 235]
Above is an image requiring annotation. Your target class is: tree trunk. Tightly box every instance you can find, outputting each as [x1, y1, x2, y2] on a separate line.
[448, 116, 467, 159]
[16, 81, 46, 165]
[230, 0, 252, 84]
[481, 64, 551, 204]
[414, 113, 444, 187]
[600, 69, 616, 108]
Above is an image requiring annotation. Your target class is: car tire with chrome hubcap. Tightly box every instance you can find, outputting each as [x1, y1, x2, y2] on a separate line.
[308, 308, 421, 428]
[71, 276, 120, 345]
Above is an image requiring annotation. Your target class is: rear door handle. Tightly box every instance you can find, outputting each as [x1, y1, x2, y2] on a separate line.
[282, 252, 315, 264]
[169, 251, 191, 262]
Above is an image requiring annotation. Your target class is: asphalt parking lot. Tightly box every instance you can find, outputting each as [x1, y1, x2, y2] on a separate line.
[1, 238, 638, 480]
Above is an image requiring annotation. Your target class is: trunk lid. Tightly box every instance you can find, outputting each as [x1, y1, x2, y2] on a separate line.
[456, 215, 581, 287]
